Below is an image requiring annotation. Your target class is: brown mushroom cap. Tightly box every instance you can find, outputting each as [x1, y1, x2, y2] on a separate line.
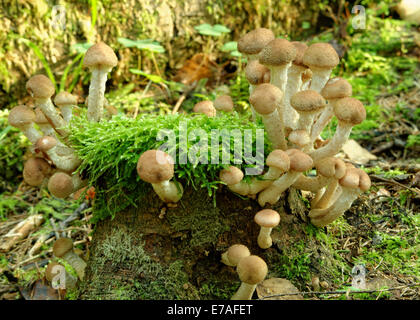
[34, 108, 49, 125]
[303, 43, 339, 69]
[291, 41, 308, 66]
[8, 105, 36, 128]
[214, 95, 234, 112]
[259, 38, 297, 66]
[23, 157, 51, 186]
[334, 97, 366, 125]
[192, 101, 216, 117]
[315, 157, 346, 179]
[245, 60, 270, 85]
[219, 166, 244, 185]
[237, 28, 275, 56]
[226, 244, 251, 266]
[137, 150, 175, 184]
[48, 172, 74, 199]
[254, 209, 280, 228]
[290, 90, 326, 113]
[249, 83, 283, 115]
[237, 255, 268, 285]
[321, 77, 352, 100]
[288, 130, 310, 147]
[54, 91, 78, 106]
[36, 136, 57, 152]
[83, 42, 118, 70]
[26, 75, 55, 99]
[53, 238, 74, 258]
[266, 149, 290, 172]
[286, 149, 313, 172]
[341, 168, 371, 191]
[45, 262, 64, 282]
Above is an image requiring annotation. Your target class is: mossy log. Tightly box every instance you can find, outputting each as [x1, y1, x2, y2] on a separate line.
[79, 186, 340, 300]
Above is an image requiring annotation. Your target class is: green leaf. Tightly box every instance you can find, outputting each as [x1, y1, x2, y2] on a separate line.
[71, 42, 93, 54]
[129, 69, 165, 83]
[118, 38, 165, 53]
[220, 41, 237, 52]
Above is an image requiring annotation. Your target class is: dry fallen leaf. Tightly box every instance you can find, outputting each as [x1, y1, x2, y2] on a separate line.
[256, 278, 303, 300]
[342, 139, 377, 164]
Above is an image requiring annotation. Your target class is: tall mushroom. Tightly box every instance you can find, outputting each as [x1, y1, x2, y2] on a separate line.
[26, 75, 67, 137]
[254, 209, 280, 249]
[219, 166, 249, 196]
[221, 244, 251, 267]
[137, 149, 183, 203]
[8, 105, 42, 144]
[309, 97, 366, 162]
[83, 42, 118, 122]
[54, 91, 78, 123]
[231, 255, 268, 300]
[309, 168, 371, 227]
[311, 77, 352, 143]
[302, 43, 339, 92]
[290, 90, 326, 134]
[249, 83, 287, 150]
[237, 28, 275, 62]
[258, 149, 313, 206]
[53, 238, 87, 280]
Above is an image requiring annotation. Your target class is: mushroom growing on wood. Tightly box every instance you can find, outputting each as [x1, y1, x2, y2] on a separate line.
[231, 255, 268, 300]
[302, 43, 339, 92]
[249, 83, 287, 150]
[137, 150, 183, 203]
[26, 75, 67, 136]
[23, 157, 51, 187]
[258, 149, 313, 206]
[254, 209, 280, 249]
[83, 42, 118, 122]
[309, 168, 371, 227]
[45, 261, 77, 289]
[53, 238, 87, 280]
[221, 244, 251, 267]
[8, 105, 42, 144]
[237, 28, 275, 61]
[54, 91, 78, 123]
[219, 166, 249, 196]
[311, 77, 352, 143]
[309, 97, 366, 162]
[192, 100, 216, 117]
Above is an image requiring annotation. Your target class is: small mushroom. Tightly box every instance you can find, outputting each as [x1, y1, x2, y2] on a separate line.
[36, 136, 80, 172]
[311, 77, 352, 143]
[309, 97, 366, 162]
[249, 83, 287, 150]
[290, 90, 326, 134]
[258, 149, 313, 206]
[302, 43, 339, 92]
[245, 60, 270, 121]
[137, 150, 183, 203]
[53, 238, 87, 280]
[8, 105, 42, 144]
[288, 129, 311, 151]
[45, 261, 77, 289]
[237, 28, 275, 61]
[219, 166, 249, 196]
[231, 255, 268, 300]
[221, 244, 251, 267]
[214, 95, 234, 113]
[83, 42, 118, 122]
[22, 157, 52, 187]
[192, 101, 216, 117]
[54, 91, 78, 123]
[26, 75, 67, 136]
[254, 209, 280, 249]
[48, 172, 75, 199]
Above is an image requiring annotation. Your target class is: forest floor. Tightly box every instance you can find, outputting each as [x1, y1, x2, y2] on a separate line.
[0, 11, 419, 300]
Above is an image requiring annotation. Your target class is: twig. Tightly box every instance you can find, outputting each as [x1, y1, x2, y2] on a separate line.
[172, 83, 196, 114]
[370, 175, 420, 196]
[258, 283, 420, 299]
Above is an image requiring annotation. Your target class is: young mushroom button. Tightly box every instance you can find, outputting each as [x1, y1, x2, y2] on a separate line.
[53, 238, 87, 280]
[8, 105, 42, 144]
[137, 150, 183, 203]
[83, 42, 118, 122]
[23, 157, 51, 187]
[237, 28, 275, 61]
[221, 244, 251, 267]
[254, 209, 280, 249]
[219, 166, 249, 196]
[213, 95, 234, 113]
[231, 255, 268, 300]
[48, 172, 75, 199]
[192, 101, 217, 117]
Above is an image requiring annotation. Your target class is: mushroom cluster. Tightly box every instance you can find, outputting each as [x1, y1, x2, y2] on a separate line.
[9, 42, 118, 200]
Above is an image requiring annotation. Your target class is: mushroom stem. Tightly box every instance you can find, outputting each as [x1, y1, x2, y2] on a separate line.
[36, 99, 68, 137]
[261, 109, 287, 150]
[231, 282, 257, 300]
[292, 175, 328, 192]
[312, 178, 340, 209]
[258, 171, 301, 206]
[257, 226, 274, 249]
[248, 167, 283, 195]
[284, 66, 303, 129]
[87, 69, 108, 122]
[62, 250, 87, 280]
[310, 104, 334, 143]
[152, 180, 183, 203]
[309, 67, 332, 92]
